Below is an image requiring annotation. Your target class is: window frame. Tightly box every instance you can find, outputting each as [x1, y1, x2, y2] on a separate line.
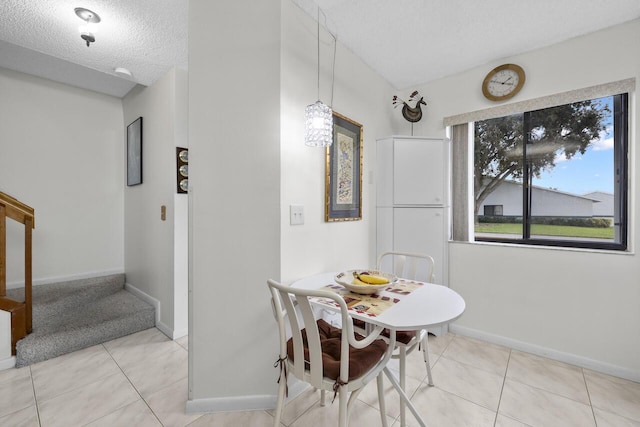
[474, 93, 629, 251]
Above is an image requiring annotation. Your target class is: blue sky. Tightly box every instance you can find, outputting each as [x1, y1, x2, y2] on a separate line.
[532, 96, 614, 196]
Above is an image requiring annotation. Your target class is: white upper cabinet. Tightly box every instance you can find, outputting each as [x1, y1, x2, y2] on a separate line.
[377, 137, 447, 207]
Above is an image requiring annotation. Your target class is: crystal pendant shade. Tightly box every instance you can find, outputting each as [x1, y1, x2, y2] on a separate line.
[304, 100, 333, 147]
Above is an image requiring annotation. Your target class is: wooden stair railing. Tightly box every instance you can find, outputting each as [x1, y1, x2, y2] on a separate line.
[0, 191, 35, 354]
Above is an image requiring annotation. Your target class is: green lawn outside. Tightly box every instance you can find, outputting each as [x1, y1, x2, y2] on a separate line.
[475, 223, 614, 239]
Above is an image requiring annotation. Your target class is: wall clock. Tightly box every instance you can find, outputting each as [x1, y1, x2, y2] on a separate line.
[482, 63, 526, 102]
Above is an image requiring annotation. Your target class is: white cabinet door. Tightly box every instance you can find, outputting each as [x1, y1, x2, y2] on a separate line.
[376, 138, 394, 207]
[393, 138, 445, 206]
[376, 207, 394, 261]
[393, 207, 445, 283]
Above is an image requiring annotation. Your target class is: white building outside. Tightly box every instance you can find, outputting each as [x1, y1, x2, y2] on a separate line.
[583, 191, 614, 218]
[479, 181, 612, 218]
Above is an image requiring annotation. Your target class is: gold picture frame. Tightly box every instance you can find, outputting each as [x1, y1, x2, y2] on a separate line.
[325, 111, 363, 222]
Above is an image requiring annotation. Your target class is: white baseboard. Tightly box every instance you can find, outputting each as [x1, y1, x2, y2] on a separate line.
[0, 356, 16, 371]
[124, 282, 185, 340]
[124, 281, 160, 321]
[186, 381, 309, 414]
[173, 328, 188, 340]
[186, 395, 275, 414]
[7, 269, 125, 289]
[450, 324, 640, 383]
[155, 321, 174, 339]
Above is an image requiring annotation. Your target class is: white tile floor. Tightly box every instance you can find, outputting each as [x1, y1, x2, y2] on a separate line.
[1, 327, 639, 426]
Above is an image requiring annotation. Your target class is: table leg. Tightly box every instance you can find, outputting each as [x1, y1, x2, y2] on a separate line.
[399, 346, 407, 427]
[383, 367, 426, 427]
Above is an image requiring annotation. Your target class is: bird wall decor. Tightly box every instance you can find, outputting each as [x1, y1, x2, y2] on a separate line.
[392, 90, 427, 123]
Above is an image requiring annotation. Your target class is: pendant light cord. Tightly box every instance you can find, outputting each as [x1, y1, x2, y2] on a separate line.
[317, 7, 337, 107]
[330, 30, 336, 108]
[316, 7, 320, 101]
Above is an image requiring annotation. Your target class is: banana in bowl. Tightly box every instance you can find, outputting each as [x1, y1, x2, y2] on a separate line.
[335, 270, 397, 295]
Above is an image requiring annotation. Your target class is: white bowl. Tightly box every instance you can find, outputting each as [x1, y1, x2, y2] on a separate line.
[334, 270, 397, 295]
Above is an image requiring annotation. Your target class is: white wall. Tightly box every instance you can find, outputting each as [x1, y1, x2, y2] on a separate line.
[122, 68, 188, 336]
[0, 68, 124, 286]
[406, 20, 640, 379]
[187, 0, 396, 411]
[173, 67, 189, 337]
[188, 0, 282, 411]
[280, 1, 395, 283]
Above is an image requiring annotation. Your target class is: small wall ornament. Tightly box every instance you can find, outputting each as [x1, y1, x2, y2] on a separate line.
[392, 90, 427, 123]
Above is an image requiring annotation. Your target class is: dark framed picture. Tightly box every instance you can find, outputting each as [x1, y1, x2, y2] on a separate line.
[127, 117, 143, 186]
[325, 112, 363, 222]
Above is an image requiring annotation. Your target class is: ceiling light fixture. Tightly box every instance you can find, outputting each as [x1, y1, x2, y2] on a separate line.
[75, 7, 101, 47]
[114, 67, 133, 78]
[304, 7, 334, 147]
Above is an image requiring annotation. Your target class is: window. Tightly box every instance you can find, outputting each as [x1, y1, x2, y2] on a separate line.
[484, 205, 503, 216]
[473, 94, 628, 250]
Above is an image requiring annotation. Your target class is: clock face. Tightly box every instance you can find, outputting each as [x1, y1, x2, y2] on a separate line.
[482, 64, 525, 101]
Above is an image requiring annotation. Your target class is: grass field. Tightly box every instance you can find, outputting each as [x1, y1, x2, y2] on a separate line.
[475, 223, 614, 239]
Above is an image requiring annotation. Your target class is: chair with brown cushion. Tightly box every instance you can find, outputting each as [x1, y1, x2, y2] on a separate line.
[268, 279, 396, 427]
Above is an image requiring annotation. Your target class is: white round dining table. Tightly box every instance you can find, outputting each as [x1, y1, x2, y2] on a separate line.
[291, 272, 466, 427]
[290, 272, 466, 332]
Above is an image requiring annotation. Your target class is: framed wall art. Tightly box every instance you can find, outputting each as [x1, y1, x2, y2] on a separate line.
[325, 112, 363, 222]
[127, 117, 143, 186]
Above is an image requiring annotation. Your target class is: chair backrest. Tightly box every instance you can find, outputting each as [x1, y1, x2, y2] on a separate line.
[267, 279, 389, 390]
[377, 251, 435, 283]
[268, 279, 353, 388]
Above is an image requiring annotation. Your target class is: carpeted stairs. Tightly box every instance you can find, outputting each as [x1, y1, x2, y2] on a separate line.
[6, 273, 155, 367]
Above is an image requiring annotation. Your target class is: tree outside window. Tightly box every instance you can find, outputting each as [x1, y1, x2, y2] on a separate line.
[473, 94, 627, 250]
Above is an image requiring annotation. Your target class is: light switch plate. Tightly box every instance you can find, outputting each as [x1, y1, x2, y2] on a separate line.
[290, 205, 304, 225]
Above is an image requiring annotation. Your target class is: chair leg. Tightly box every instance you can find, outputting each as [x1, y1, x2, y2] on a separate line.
[320, 389, 326, 406]
[346, 387, 366, 426]
[422, 334, 434, 386]
[377, 373, 389, 427]
[338, 384, 348, 427]
[399, 346, 407, 427]
[273, 373, 287, 427]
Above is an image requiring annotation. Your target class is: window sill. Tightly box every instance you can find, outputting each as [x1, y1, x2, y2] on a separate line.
[449, 239, 635, 256]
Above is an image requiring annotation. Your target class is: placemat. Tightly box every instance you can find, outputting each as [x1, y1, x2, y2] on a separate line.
[385, 279, 424, 295]
[314, 284, 400, 317]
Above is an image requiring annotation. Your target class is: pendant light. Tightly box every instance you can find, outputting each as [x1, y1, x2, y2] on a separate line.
[304, 8, 333, 147]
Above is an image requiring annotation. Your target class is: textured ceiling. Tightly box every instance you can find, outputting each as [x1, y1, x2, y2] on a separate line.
[0, 0, 187, 97]
[1, 1, 640, 97]
[293, 0, 640, 90]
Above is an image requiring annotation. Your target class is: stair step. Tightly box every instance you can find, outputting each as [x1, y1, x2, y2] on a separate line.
[7, 274, 125, 324]
[7, 274, 156, 368]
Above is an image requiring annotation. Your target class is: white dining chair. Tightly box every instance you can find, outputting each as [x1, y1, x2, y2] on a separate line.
[268, 279, 396, 427]
[377, 251, 435, 426]
[378, 251, 435, 381]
